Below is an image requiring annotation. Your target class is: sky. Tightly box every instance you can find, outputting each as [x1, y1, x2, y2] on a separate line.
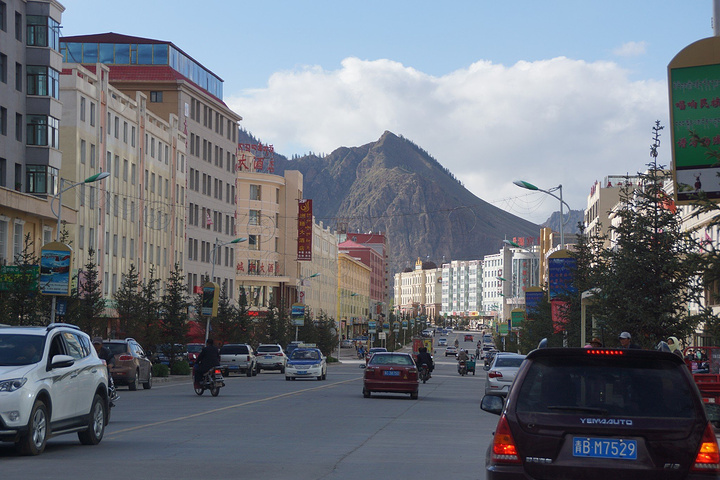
[59, 0, 716, 224]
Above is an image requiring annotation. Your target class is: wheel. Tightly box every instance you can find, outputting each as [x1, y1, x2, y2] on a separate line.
[143, 370, 152, 389]
[17, 400, 48, 455]
[285, 376, 291, 381]
[280, 366, 285, 374]
[322, 371, 327, 380]
[195, 386, 205, 395]
[291, 377, 296, 381]
[210, 386, 220, 397]
[128, 370, 139, 391]
[246, 367, 252, 377]
[78, 394, 106, 445]
[254, 364, 260, 376]
[410, 391, 419, 400]
[317, 375, 322, 381]
[363, 389, 371, 398]
[423, 377, 427, 384]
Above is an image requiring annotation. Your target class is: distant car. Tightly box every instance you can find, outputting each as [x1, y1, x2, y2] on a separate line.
[421, 329, 434, 338]
[363, 352, 419, 399]
[437, 338, 448, 347]
[366, 347, 388, 364]
[0, 323, 109, 455]
[219, 343, 257, 377]
[103, 338, 153, 391]
[285, 347, 326, 381]
[255, 344, 286, 373]
[152, 343, 186, 365]
[480, 348, 720, 479]
[484, 352, 526, 397]
[186, 343, 203, 366]
[341, 339, 354, 348]
[464, 334, 474, 342]
[445, 345, 458, 357]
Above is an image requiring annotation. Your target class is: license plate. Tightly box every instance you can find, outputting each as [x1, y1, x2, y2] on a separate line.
[384, 370, 401, 376]
[264, 356, 273, 359]
[297, 371, 307, 375]
[573, 438, 637, 460]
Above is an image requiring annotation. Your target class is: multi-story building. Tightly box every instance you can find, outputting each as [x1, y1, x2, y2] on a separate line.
[585, 175, 642, 249]
[300, 220, 338, 320]
[338, 251, 371, 338]
[341, 232, 388, 314]
[394, 258, 441, 319]
[0, 0, 65, 263]
[338, 238, 384, 317]
[59, 63, 186, 303]
[441, 259, 483, 323]
[59, 33, 243, 301]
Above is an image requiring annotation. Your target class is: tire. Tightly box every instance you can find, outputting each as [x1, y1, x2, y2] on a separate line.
[210, 386, 220, 397]
[410, 391, 419, 400]
[143, 370, 152, 390]
[285, 376, 291, 381]
[317, 375, 322, 381]
[17, 400, 48, 456]
[195, 387, 205, 395]
[246, 367, 252, 377]
[78, 394, 106, 445]
[128, 370, 139, 391]
[322, 371, 327, 380]
[254, 364, 260, 376]
[280, 366, 285, 374]
[363, 389, 371, 398]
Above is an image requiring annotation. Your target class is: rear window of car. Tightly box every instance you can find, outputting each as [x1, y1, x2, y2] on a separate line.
[220, 345, 249, 355]
[515, 355, 696, 418]
[187, 344, 202, 353]
[257, 345, 281, 353]
[370, 354, 414, 366]
[494, 356, 525, 368]
[104, 342, 129, 356]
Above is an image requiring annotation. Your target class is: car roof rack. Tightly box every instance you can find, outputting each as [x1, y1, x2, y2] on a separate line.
[47, 323, 81, 332]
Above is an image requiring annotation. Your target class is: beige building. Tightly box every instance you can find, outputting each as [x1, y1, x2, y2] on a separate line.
[394, 258, 441, 318]
[299, 220, 338, 320]
[59, 63, 186, 305]
[338, 252, 371, 338]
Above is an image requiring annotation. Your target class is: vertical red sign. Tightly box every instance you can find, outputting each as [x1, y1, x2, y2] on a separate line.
[297, 199, 313, 261]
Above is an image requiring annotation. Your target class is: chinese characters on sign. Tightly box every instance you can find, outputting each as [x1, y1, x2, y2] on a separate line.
[236, 143, 275, 173]
[297, 199, 313, 261]
[670, 61, 720, 201]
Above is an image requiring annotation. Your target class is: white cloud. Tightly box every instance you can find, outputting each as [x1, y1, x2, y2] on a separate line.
[613, 41, 648, 57]
[226, 56, 668, 224]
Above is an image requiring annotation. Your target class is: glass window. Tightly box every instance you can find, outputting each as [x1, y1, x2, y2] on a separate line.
[26, 66, 59, 99]
[26, 115, 59, 148]
[250, 184, 261, 201]
[12, 221, 22, 259]
[0, 53, 6, 83]
[62, 332, 86, 360]
[249, 210, 260, 225]
[114, 44, 130, 64]
[0, 219, 7, 264]
[0, 2, 5, 32]
[98, 43, 114, 63]
[82, 43, 98, 63]
[150, 91, 163, 103]
[153, 44, 168, 64]
[137, 44, 152, 64]
[27, 15, 59, 50]
[249, 234, 259, 251]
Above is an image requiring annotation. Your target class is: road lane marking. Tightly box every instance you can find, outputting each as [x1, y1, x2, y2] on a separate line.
[106, 376, 361, 438]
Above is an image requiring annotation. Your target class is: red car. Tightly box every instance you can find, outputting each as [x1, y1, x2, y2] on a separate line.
[186, 343, 204, 366]
[362, 352, 419, 399]
[464, 334, 474, 342]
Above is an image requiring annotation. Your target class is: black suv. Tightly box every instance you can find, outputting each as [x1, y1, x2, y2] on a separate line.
[481, 347, 720, 479]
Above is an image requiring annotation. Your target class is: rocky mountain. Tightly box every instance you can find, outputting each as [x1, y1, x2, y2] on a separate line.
[241, 130, 543, 275]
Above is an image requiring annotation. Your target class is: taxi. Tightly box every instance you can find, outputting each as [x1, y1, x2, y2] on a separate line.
[284, 344, 327, 381]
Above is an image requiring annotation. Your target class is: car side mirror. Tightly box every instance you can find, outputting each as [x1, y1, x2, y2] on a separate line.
[481, 395, 504, 415]
[359, 364, 366, 369]
[50, 354, 75, 369]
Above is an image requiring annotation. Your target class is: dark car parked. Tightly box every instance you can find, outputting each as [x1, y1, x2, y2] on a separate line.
[480, 347, 720, 479]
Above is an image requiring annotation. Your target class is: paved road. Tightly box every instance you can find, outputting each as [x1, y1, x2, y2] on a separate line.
[1, 333, 497, 480]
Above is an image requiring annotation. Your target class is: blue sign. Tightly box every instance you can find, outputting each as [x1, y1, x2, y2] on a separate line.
[548, 256, 577, 299]
[525, 290, 544, 312]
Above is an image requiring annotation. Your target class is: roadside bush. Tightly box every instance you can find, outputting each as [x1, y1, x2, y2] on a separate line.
[171, 360, 191, 375]
[152, 363, 169, 378]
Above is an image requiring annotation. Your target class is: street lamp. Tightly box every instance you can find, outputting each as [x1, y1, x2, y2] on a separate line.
[513, 180, 571, 249]
[49, 172, 110, 323]
[206, 236, 247, 342]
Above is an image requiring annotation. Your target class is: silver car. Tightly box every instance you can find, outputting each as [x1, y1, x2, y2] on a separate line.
[484, 352, 525, 397]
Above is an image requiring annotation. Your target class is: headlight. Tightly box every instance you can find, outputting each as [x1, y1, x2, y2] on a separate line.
[0, 378, 27, 392]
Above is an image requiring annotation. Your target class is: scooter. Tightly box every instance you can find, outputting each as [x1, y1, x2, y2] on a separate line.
[194, 366, 225, 396]
[458, 360, 468, 376]
[418, 363, 431, 383]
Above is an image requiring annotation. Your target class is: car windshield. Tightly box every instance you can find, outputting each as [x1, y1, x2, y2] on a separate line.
[290, 350, 319, 360]
[495, 357, 525, 368]
[515, 355, 696, 418]
[0, 334, 46, 366]
[220, 345, 249, 355]
[370, 354, 413, 366]
[257, 346, 280, 353]
[187, 345, 202, 353]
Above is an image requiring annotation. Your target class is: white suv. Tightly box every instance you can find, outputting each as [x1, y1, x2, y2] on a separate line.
[0, 323, 109, 455]
[255, 344, 287, 373]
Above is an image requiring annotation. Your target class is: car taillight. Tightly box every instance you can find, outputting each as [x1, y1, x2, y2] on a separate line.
[213, 368, 222, 375]
[491, 415, 521, 464]
[117, 354, 133, 361]
[246, 356, 251, 361]
[488, 371, 503, 379]
[692, 423, 720, 472]
[585, 349, 624, 356]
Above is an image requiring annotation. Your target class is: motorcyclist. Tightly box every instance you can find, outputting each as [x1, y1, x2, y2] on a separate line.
[454, 338, 459, 348]
[194, 338, 220, 387]
[92, 337, 118, 404]
[415, 347, 434, 376]
[457, 348, 469, 362]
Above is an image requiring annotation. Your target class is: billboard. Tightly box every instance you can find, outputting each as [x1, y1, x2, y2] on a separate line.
[201, 282, 219, 317]
[548, 250, 577, 300]
[669, 36, 720, 203]
[291, 303, 305, 326]
[39, 242, 73, 296]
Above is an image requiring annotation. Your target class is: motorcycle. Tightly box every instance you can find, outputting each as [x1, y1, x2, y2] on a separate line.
[418, 363, 431, 383]
[458, 359, 468, 376]
[194, 366, 225, 396]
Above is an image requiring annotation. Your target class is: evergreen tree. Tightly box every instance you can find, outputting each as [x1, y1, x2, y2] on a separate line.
[213, 281, 239, 344]
[114, 264, 143, 338]
[137, 268, 162, 349]
[160, 263, 189, 370]
[0, 234, 46, 325]
[67, 248, 106, 337]
[234, 285, 254, 344]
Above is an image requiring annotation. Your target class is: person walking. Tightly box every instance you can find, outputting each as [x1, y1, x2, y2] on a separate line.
[667, 336, 684, 358]
[619, 331, 640, 349]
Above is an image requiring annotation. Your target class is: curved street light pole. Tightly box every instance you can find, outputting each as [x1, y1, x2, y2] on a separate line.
[206, 237, 247, 342]
[513, 180, 571, 249]
[49, 172, 110, 323]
